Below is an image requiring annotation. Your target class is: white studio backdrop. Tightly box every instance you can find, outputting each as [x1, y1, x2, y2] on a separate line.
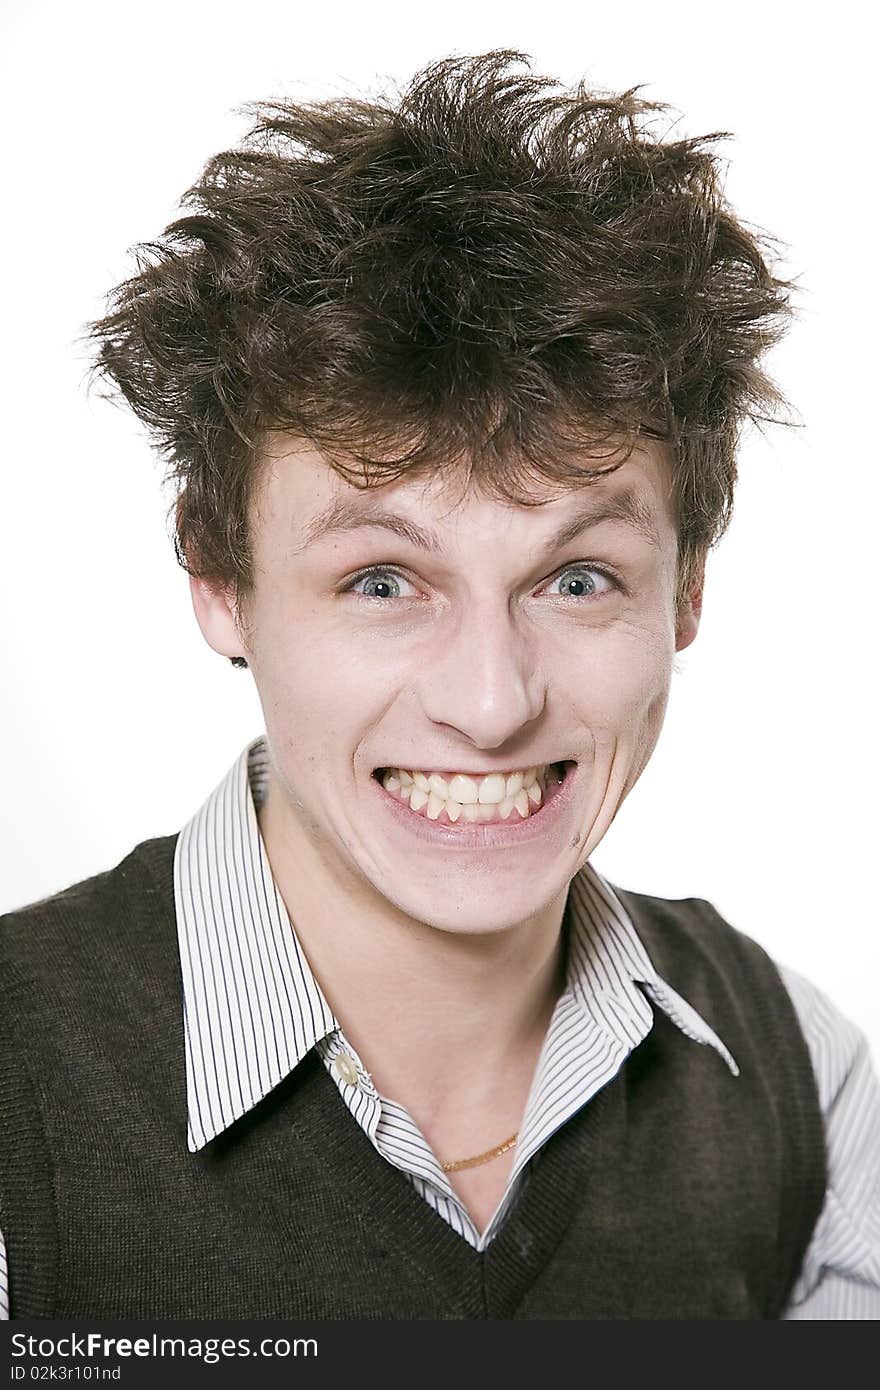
[1, 0, 877, 1065]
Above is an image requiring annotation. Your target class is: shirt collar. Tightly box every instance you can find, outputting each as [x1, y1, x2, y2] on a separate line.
[565, 866, 740, 1076]
[175, 736, 738, 1152]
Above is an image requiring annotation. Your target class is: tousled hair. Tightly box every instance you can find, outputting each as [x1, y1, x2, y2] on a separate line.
[89, 48, 797, 612]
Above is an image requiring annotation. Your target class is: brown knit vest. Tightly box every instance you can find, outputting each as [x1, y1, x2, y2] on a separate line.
[0, 835, 826, 1318]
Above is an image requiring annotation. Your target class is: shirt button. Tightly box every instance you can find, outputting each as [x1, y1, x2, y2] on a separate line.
[334, 1053, 359, 1086]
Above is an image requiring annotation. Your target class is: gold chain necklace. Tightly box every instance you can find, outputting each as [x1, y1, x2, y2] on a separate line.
[440, 1131, 518, 1172]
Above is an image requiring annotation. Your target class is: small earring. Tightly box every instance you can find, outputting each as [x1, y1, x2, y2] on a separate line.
[230, 656, 248, 669]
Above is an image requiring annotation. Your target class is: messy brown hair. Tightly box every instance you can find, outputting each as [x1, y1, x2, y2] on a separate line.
[89, 48, 797, 614]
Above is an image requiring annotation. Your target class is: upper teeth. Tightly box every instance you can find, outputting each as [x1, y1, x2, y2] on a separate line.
[384, 765, 549, 805]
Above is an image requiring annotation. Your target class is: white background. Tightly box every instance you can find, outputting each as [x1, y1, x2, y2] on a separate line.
[1, 1, 877, 1064]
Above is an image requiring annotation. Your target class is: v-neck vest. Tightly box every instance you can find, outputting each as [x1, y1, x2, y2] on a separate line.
[0, 835, 826, 1319]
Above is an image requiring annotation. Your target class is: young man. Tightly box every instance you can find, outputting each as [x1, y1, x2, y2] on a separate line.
[1, 50, 878, 1320]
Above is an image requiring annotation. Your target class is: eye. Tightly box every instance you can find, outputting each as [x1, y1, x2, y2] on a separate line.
[342, 562, 621, 602]
[540, 564, 618, 599]
[342, 566, 417, 600]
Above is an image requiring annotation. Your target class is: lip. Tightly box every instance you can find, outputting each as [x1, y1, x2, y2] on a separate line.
[370, 761, 579, 851]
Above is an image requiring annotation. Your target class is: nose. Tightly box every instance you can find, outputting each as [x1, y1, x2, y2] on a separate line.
[415, 601, 546, 751]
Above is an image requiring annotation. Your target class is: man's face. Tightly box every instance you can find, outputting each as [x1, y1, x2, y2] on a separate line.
[193, 435, 701, 936]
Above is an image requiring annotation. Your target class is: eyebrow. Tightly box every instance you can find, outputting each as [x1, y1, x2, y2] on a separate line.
[294, 486, 661, 556]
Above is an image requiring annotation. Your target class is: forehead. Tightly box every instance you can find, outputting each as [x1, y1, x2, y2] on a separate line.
[253, 433, 678, 553]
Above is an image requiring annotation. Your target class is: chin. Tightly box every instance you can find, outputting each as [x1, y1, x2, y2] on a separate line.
[373, 871, 562, 936]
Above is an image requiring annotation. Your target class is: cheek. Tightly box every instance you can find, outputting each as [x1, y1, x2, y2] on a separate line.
[577, 635, 672, 803]
[251, 607, 393, 771]
[620, 685, 671, 795]
[571, 625, 673, 730]
[638, 684, 671, 753]
[248, 631, 335, 769]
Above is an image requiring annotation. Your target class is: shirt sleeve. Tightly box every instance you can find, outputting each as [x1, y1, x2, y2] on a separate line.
[0, 1227, 7, 1319]
[777, 963, 880, 1319]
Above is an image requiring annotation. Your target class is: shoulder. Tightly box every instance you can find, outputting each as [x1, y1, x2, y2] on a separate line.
[610, 881, 785, 998]
[611, 876, 876, 1113]
[606, 881, 832, 1096]
[615, 878, 871, 1093]
[774, 963, 875, 1113]
[0, 834, 180, 992]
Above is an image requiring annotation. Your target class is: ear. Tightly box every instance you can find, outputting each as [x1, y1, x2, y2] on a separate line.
[674, 563, 704, 654]
[188, 574, 250, 663]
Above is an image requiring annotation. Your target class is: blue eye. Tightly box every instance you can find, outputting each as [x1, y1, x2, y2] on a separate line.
[342, 563, 619, 601]
[344, 568, 413, 600]
[544, 566, 615, 599]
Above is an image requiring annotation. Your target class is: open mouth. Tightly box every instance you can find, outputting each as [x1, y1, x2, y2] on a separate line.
[371, 760, 575, 827]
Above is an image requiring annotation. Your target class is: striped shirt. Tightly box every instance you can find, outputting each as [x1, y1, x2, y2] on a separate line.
[2, 736, 878, 1318]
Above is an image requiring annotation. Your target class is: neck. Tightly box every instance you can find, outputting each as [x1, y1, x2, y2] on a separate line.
[257, 774, 569, 1113]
